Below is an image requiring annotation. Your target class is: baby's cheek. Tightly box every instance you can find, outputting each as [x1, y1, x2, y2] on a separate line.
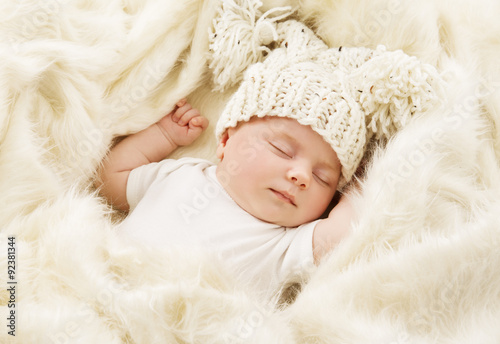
[315, 190, 334, 212]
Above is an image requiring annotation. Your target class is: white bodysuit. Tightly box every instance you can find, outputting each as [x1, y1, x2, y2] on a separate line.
[119, 157, 317, 294]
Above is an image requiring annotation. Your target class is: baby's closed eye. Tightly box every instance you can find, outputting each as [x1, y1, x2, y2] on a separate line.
[313, 171, 331, 186]
[268, 141, 293, 158]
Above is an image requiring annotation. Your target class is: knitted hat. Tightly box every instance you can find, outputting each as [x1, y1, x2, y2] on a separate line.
[208, 1, 445, 188]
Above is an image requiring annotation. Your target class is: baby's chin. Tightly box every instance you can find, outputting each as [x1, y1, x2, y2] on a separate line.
[252, 210, 315, 228]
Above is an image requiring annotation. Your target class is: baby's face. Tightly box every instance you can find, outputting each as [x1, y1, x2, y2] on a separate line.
[216, 116, 341, 227]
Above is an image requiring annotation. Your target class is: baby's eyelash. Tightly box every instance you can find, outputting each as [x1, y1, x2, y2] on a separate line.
[269, 142, 292, 158]
[313, 173, 330, 186]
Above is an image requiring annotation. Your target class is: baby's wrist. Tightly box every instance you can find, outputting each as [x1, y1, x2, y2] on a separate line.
[154, 121, 178, 150]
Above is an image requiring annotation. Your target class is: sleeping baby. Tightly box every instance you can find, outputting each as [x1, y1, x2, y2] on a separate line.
[96, 20, 441, 295]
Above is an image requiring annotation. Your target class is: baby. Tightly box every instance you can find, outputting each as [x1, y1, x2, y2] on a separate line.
[97, 18, 438, 294]
[99, 97, 353, 247]
[97, 95, 354, 294]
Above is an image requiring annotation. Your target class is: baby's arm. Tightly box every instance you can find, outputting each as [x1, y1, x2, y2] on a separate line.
[312, 194, 355, 264]
[96, 100, 208, 211]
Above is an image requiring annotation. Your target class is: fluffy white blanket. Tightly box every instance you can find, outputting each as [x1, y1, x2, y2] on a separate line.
[1, 0, 500, 343]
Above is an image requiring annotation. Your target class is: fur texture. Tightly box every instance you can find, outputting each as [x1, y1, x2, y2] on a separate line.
[1, 0, 499, 342]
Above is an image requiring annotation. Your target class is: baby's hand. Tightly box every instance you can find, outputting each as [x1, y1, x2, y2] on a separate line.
[157, 99, 209, 147]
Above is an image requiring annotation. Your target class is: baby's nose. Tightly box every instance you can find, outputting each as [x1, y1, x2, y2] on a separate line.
[288, 168, 310, 189]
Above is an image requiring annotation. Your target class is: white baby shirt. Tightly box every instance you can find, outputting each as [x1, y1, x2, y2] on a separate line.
[118, 157, 318, 294]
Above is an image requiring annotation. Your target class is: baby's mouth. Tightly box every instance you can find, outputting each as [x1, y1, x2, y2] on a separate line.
[270, 189, 296, 206]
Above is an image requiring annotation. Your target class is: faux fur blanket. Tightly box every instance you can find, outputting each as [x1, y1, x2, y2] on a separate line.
[1, 0, 500, 343]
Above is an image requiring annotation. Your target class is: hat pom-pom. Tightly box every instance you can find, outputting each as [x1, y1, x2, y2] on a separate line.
[208, 0, 292, 92]
[353, 46, 446, 139]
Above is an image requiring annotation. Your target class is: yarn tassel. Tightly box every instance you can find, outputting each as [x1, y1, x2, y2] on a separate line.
[208, 0, 293, 91]
[350, 46, 446, 139]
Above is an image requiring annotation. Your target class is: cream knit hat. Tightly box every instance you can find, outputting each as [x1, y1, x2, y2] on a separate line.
[209, 1, 445, 187]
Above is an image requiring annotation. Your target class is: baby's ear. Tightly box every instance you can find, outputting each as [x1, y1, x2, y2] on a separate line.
[216, 131, 230, 160]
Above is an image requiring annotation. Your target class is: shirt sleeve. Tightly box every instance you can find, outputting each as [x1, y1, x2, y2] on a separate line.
[126, 161, 163, 211]
[126, 157, 209, 211]
[278, 219, 320, 283]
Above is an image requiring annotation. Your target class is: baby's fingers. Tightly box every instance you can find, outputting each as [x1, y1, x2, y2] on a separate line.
[185, 117, 209, 143]
[189, 116, 209, 130]
[172, 102, 192, 123]
[176, 99, 187, 107]
[177, 108, 200, 126]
